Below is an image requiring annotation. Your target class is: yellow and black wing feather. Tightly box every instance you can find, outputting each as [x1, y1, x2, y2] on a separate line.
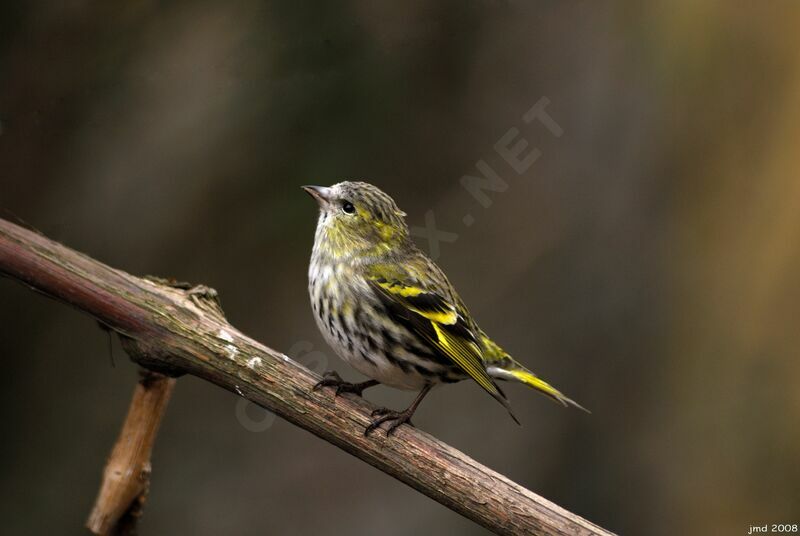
[366, 269, 519, 422]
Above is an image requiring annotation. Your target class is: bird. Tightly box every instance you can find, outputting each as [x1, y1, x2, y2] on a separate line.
[303, 181, 586, 436]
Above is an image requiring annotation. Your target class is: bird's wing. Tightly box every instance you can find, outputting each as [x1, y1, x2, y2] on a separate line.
[365, 264, 518, 421]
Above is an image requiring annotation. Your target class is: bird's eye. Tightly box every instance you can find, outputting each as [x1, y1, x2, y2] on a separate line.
[341, 201, 356, 214]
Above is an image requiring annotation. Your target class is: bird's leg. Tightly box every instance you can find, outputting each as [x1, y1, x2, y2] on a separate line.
[365, 384, 434, 436]
[313, 371, 380, 397]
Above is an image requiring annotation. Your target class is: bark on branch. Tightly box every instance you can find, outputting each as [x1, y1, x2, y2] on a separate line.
[0, 218, 613, 536]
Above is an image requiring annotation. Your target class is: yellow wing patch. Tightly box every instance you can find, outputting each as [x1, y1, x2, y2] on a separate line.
[411, 308, 458, 325]
[373, 279, 459, 324]
[374, 279, 424, 297]
[431, 323, 498, 394]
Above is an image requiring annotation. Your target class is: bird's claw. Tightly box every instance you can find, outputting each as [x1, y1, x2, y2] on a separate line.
[314, 371, 374, 397]
[313, 371, 344, 392]
[365, 408, 414, 436]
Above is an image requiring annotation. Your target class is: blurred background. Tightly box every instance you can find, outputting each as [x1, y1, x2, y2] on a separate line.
[2, 1, 799, 534]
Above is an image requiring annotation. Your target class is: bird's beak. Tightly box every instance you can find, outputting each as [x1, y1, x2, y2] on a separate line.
[302, 185, 332, 208]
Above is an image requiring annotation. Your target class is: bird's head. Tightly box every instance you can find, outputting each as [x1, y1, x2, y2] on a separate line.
[303, 181, 408, 259]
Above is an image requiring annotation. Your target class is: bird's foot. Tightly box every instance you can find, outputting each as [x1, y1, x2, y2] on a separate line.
[313, 371, 377, 397]
[365, 407, 415, 436]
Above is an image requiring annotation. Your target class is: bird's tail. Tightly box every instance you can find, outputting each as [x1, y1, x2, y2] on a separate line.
[480, 333, 589, 413]
[488, 364, 589, 412]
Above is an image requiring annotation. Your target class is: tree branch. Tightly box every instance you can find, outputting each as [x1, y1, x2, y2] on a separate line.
[86, 369, 176, 535]
[0, 218, 613, 536]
